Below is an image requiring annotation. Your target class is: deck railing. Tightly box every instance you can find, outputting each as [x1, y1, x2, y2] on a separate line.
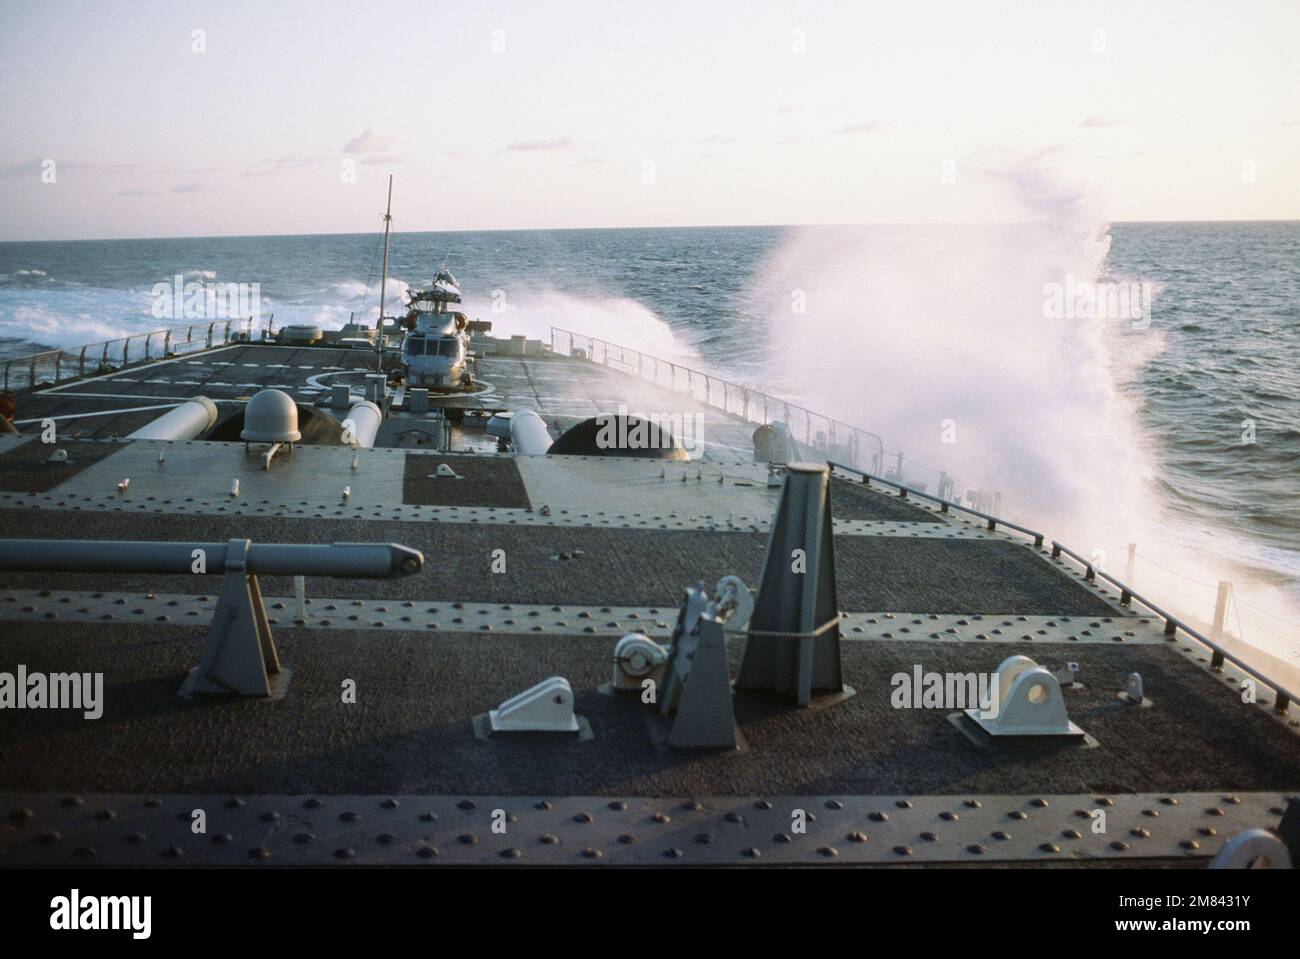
[1049, 541, 1294, 714]
[551, 326, 886, 473]
[0, 315, 272, 393]
[827, 460, 1044, 547]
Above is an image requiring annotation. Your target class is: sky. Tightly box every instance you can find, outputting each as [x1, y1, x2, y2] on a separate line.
[0, 0, 1297, 241]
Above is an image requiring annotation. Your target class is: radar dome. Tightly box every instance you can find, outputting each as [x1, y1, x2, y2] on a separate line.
[240, 389, 302, 443]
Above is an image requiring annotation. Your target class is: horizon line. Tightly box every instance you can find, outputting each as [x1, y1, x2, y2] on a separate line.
[2, 217, 1298, 245]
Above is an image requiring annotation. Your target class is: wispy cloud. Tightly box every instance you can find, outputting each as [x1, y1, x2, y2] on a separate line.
[343, 130, 391, 154]
[0, 158, 146, 179]
[172, 182, 204, 193]
[1079, 115, 1122, 128]
[832, 121, 880, 136]
[503, 136, 575, 152]
[241, 154, 323, 178]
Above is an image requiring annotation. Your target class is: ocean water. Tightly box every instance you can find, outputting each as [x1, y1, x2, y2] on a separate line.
[0, 221, 1296, 651]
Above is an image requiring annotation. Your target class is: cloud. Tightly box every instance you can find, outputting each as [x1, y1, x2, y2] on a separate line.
[113, 188, 157, 197]
[503, 136, 575, 152]
[776, 103, 801, 114]
[172, 182, 204, 193]
[241, 154, 323, 177]
[0, 158, 145, 178]
[1079, 115, 1121, 128]
[832, 121, 880, 136]
[343, 130, 390, 154]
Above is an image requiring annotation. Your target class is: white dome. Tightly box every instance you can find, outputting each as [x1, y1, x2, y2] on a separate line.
[241, 389, 301, 443]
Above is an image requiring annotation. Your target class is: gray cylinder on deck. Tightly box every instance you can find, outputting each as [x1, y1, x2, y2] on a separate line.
[126, 396, 219, 441]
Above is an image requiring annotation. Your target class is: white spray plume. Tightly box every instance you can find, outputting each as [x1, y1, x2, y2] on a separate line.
[748, 158, 1298, 660]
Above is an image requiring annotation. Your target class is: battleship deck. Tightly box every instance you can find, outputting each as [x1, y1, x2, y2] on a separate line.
[1, 339, 1297, 867]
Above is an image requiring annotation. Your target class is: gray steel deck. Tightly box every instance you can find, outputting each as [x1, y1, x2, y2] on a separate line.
[1, 339, 1297, 867]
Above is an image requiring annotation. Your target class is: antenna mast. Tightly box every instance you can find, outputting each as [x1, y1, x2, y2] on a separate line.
[376, 174, 394, 376]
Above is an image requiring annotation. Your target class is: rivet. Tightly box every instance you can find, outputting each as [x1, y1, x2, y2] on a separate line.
[964, 799, 982, 809]
[608, 800, 628, 811]
[1110, 841, 1130, 851]
[1039, 843, 1060, 853]
[535, 801, 552, 811]
[260, 811, 280, 823]
[381, 798, 399, 809]
[540, 834, 560, 845]
[416, 845, 438, 859]
[940, 811, 959, 821]
[574, 812, 593, 823]
[742, 847, 761, 858]
[248, 848, 271, 860]
[847, 831, 869, 843]
[225, 798, 245, 809]
[618, 834, 636, 845]
[992, 830, 1011, 841]
[1030, 798, 1049, 808]
[212, 833, 233, 844]
[825, 799, 844, 810]
[1180, 840, 1200, 851]
[294, 833, 315, 844]
[681, 800, 703, 811]
[816, 846, 838, 857]
[582, 847, 602, 859]
[869, 810, 890, 822]
[340, 811, 360, 823]
[161, 846, 183, 859]
[499, 848, 522, 859]
[458, 799, 476, 811]
[334, 848, 356, 859]
[695, 833, 715, 845]
[1130, 828, 1150, 838]
[376, 833, 396, 845]
[774, 833, 792, 844]
[724, 811, 745, 824]
[458, 834, 478, 845]
[893, 845, 912, 856]
[967, 844, 986, 855]
[1008, 810, 1028, 821]
[920, 831, 939, 842]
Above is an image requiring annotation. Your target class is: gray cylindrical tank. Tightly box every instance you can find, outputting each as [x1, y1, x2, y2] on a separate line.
[509, 408, 552, 454]
[344, 400, 382, 448]
[127, 396, 219, 441]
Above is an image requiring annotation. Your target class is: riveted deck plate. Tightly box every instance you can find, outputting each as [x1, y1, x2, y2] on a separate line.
[401, 453, 532, 509]
[1, 791, 1290, 866]
[0, 437, 129, 493]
